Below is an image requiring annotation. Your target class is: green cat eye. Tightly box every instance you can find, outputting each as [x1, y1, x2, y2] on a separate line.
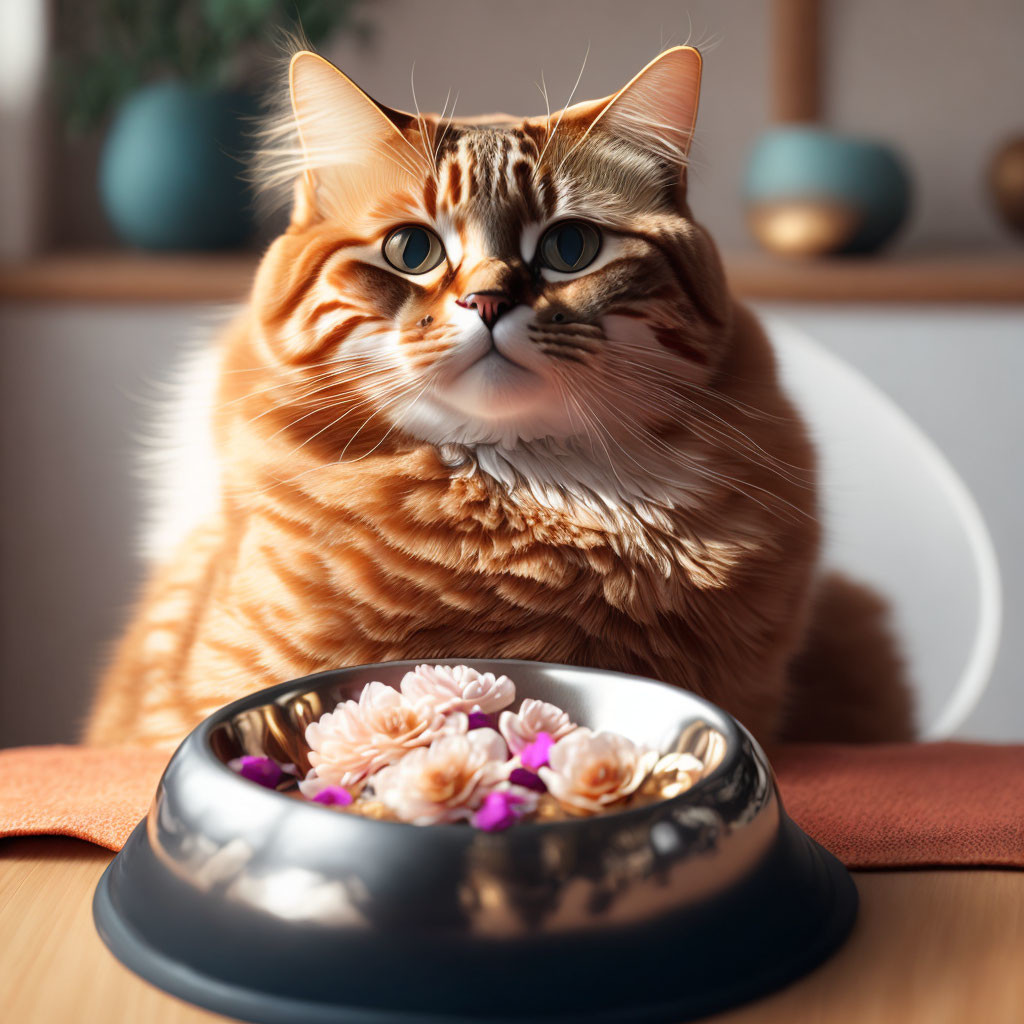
[538, 220, 602, 273]
[382, 226, 446, 275]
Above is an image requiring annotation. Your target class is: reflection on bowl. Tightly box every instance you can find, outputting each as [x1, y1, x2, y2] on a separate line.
[94, 660, 857, 1023]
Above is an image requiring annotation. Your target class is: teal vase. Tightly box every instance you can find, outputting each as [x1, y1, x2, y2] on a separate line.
[744, 127, 912, 254]
[99, 81, 256, 250]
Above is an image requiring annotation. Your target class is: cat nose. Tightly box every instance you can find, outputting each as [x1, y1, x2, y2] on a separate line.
[456, 291, 512, 329]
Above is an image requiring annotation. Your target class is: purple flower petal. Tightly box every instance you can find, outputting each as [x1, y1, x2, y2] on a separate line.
[473, 791, 526, 831]
[509, 766, 547, 792]
[312, 786, 354, 807]
[519, 731, 554, 771]
[233, 755, 283, 789]
[467, 710, 493, 730]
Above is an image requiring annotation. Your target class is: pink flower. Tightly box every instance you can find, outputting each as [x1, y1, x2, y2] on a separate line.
[539, 729, 659, 815]
[499, 699, 575, 754]
[303, 681, 458, 790]
[400, 664, 516, 716]
[473, 790, 529, 831]
[229, 755, 283, 789]
[312, 786, 353, 807]
[371, 729, 509, 825]
[519, 731, 554, 770]
[508, 766, 546, 792]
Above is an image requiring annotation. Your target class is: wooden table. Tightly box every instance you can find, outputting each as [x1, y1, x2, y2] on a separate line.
[2, 837, 1023, 1023]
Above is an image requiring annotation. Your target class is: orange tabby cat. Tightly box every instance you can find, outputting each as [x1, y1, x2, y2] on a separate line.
[86, 47, 912, 749]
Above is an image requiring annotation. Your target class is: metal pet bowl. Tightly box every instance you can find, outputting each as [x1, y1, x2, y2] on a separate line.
[94, 660, 857, 1023]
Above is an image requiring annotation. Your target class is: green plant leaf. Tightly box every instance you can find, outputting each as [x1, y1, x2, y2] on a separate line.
[52, 0, 373, 133]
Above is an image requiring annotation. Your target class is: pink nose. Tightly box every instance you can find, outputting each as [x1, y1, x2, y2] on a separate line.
[457, 291, 511, 328]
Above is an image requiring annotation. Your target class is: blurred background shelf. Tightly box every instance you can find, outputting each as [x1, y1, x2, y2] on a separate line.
[724, 250, 1024, 304]
[0, 251, 260, 304]
[1, 249, 1022, 305]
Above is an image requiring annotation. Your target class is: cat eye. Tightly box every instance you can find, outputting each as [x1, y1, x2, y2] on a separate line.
[382, 226, 446, 275]
[538, 220, 602, 273]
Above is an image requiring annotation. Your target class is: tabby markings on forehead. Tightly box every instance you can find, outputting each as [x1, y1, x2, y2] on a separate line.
[438, 128, 547, 209]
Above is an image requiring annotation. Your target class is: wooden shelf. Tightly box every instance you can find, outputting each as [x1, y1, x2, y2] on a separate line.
[1, 248, 1023, 305]
[0, 250, 259, 304]
[724, 250, 1024, 304]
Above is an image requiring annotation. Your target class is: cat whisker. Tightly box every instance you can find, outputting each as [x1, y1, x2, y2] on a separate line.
[237, 370, 419, 503]
[617, 376, 812, 481]
[282, 373, 417, 457]
[338, 376, 436, 465]
[537, 72, 552, 135]
[409, 65, 440, 184]
[219, 354, 400, 412]
[373, 135, 432, 181]
[585, 388, 811, 523]
[564, 388, 639, 500]
[591, 370, 812, 487]
[593, 357, 812, 480]
[432, 90, 458, 166]
[534, 43, 590, 177]
[219, 365, 361, 409]
[609, 343, 790, 422]
[261, 379, 401, 440]
[218, 343, 393, 376]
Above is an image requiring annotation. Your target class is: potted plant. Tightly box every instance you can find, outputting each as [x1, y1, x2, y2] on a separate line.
[53, 0, 369, 250]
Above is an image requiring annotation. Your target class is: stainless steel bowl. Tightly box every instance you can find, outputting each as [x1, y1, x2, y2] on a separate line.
[94, 660, 857, 1023]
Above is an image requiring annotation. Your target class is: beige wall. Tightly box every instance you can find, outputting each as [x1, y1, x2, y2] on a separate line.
[324, 0, 1023, 250]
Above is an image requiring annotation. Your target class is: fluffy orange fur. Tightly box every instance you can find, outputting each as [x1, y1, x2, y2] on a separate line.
[86, 48, 912, 749]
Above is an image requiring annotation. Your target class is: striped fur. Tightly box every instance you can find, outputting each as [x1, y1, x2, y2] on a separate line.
[86, 48, 911, 748]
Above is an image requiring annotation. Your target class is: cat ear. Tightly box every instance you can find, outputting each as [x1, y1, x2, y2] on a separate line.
[585, 46, 702, 166]
[289, 51, 412, 171]
[285, 51, 424, 219]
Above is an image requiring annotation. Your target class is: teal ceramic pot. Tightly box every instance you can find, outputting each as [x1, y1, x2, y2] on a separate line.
[745, 126, 911, 254]
[99, 81, 256, 250]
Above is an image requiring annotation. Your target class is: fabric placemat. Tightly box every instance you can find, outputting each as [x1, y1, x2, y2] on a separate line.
[767, 741, 1024, 868]
[1, 742, 1022, 867]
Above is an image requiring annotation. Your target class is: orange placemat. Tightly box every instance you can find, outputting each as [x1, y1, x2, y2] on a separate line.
[0, 746, 169, 851]
[768, 742, 1024, 869]
[1, 742, 1022, 867]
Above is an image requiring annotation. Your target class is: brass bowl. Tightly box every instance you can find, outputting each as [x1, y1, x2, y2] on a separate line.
[747, 198, 863, 257]
[94, 660, 857, 1023]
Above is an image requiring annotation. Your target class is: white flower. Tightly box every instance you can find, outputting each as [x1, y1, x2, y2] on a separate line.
[539, 729, 659, 815]
[372, 729, 509, 825]
[303, 681, 460, 789]
[499, 698, 576, 754]
[400, 664, 516, 715]
[298, 769, 331, 800]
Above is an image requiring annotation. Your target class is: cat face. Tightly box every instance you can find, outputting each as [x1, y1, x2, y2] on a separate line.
[253, 47, 730, 457]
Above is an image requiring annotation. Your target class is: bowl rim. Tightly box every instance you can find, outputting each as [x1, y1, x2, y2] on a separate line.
[189, 658, 750, 838]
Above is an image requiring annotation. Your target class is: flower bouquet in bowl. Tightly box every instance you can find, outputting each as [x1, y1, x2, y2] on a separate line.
[230, 664, 711, 830]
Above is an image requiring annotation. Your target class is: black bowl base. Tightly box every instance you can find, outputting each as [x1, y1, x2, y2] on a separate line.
[94, 815, 857, 1024]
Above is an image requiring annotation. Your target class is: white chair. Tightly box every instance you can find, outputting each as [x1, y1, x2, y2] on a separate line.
[767, 319, 1001, 739]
